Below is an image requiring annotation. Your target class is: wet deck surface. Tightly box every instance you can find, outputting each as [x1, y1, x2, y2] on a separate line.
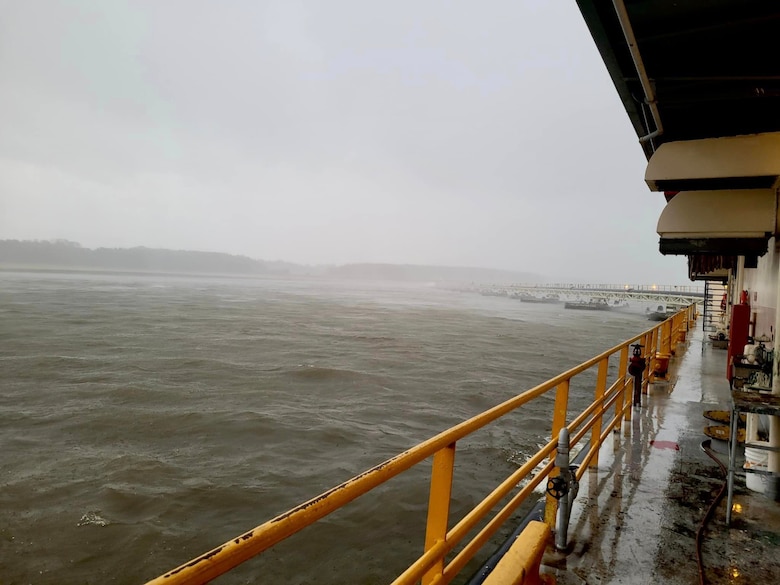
[541, 325, 780, 585]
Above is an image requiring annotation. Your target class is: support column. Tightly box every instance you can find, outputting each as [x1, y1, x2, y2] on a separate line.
[735, 255, 745, 305]
[738, 254, 761, 441]
[770, 245, 780, 474]
[723, 272, 734, 332]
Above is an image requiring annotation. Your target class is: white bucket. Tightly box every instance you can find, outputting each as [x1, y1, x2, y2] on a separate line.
[744, 442, 770, 493]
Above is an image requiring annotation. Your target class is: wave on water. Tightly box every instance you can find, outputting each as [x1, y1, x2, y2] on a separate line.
[350, 334, 398, 344]
[289, 364, 384, 383]
[77, 511, 110, 528]
[0, 272, 653, 585]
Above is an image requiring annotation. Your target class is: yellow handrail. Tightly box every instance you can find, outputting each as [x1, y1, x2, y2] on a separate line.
[144, 305, 697, 585]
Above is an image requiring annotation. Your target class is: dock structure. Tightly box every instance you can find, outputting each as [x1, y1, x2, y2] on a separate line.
[473, 284, 704, 308]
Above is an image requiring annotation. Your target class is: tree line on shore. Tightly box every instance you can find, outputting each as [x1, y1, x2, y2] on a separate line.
[0, 239, 540, 283]
[0, 239, 271, 275]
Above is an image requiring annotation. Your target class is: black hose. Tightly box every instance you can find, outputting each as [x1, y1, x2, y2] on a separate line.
[697, 439, 728, 585]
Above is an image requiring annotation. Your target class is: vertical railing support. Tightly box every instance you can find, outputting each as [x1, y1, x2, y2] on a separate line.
[545, 380, 570, 528]
[589, 358, 609, 468]
[422, 444, 456, 585]
[644, 331, 655, 393]
[661, 319, 672, 357]
[678, 313, 687, 345]
[617, 345, 629, 428]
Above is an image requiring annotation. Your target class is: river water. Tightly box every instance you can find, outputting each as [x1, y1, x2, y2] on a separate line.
[0, 271, 653, 584]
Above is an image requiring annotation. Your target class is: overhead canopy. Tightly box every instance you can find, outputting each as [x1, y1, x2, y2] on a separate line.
[576, 2, 780, 279]
[657, 189, 777, 255]
[645, 132, 780, 192]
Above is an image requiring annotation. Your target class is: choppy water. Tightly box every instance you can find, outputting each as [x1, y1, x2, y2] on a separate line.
[0, 271, 652, 584]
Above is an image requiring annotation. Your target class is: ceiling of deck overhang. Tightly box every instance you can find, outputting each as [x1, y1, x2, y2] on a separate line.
[576, 1, 780, 160]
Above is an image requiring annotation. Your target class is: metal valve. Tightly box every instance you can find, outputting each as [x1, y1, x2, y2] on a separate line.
[628, 343, 646, 406]
[627, 343, 646, 376]
[550, 428, 579, 551]
[546, 475, 568, 500]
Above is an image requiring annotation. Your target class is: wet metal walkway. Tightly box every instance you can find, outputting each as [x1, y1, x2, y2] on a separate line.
[542, 325, 780, 584]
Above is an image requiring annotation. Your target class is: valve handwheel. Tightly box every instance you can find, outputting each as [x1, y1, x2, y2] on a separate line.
[546, 476, 568, 499]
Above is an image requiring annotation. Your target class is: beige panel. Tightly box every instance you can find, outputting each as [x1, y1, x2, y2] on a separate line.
[656, 190, 776, 239]
[645, 132, 780, 191]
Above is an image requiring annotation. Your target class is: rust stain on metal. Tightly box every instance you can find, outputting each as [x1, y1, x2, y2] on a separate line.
[230, 531, 255, 545]
[270, 458, 396, 522]
[165, 546, 225, 577]
[241, 532, 253, 541]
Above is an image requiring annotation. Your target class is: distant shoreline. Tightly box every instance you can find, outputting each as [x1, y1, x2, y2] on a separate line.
[0, 240, 543, 284]
[0, 265, 292, 281]
[0, 266, 469, 286]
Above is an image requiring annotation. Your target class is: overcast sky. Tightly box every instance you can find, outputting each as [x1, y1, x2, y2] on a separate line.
[0, 0, 689, 283]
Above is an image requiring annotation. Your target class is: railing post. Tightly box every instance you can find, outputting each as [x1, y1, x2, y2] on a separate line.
[589, 358, 609, 468]
[617, 345, 629, 427]
[545, 380, 569, 529]
[674, 311, 688, 347]
[422, 444, 456, 585]
[661, 319, 672, 356]
[644, 331, 656, 394]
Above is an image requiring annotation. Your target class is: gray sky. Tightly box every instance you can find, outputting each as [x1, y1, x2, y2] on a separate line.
[0, 0, 688, 283]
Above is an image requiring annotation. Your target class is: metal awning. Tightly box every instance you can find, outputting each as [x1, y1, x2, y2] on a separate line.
[574, 2, 780, 267]
[657, 189, 777, 255]
[645, 132, 780, 192]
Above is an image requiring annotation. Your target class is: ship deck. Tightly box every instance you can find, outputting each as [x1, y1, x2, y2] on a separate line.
[542, 325, 780, 584]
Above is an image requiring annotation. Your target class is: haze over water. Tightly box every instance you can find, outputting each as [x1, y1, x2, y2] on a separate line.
[1, 271, 652, 584]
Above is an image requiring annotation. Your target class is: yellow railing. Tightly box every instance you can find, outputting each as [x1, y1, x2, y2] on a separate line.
[145, 305, 697, 585]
